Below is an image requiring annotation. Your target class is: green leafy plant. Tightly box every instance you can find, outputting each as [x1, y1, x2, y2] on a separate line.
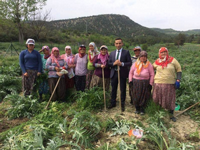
[4, 93, 41, 119]
[110, 120, 132, 137]
[75, 87, 110, 111]
[58, 110, 101, 149]
[0, 75, 21, 101]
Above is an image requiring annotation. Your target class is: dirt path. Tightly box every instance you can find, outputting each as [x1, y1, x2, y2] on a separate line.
[96, 85, 200, 148]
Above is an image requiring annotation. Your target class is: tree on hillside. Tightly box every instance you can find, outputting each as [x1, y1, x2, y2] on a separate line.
[28, 10, 51, 41]
[174, 33, 186, 48]
[0, 0, 47, 43]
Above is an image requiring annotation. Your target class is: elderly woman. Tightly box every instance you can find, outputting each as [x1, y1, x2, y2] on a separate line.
[129, 51, 154, 115]
[38, 46, 51, 100]
[86, 42, 99, 89]
[19, 38, 42, 96]
[61, 45, 75, 89]
[46, 47, 68, 101]
[90, 45, 110, 91]
[74, 45, 88, 92]
[129, 46, 142, 104]
[153, 47, 182, 122]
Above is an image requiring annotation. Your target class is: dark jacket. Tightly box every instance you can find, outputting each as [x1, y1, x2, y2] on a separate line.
[108, 49, 132, 79]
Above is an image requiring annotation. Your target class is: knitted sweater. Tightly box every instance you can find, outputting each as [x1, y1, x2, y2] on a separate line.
[19, 49, 42, 74]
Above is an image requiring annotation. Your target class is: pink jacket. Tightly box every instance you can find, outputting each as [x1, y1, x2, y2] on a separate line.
[129, 62, 154, 85]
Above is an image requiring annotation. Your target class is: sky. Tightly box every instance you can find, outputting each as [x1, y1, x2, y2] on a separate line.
[42, 0, 200, 31]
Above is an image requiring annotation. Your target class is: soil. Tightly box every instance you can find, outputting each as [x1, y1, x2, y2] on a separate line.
[95, 86, 200, 149]
[0, 86, 200, 149]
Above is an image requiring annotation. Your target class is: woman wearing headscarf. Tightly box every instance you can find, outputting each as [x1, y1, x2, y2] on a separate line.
[90, 45, 110, 91]
[61, 45, 75, 89]
[19, 38, 42, 96]
[86, 42, 99, 89]
[129, 46, 142, 105]
[38, 45, 51, 100]
[46, 47, 68, 101]
[153, 47, 182, 122]
[129, 51, 154, 115]
[74, 45, 88, 92]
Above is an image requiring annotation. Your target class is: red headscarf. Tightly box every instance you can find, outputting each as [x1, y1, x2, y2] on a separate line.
[155, 47, 174, 69]
[50, 47, 62, 67]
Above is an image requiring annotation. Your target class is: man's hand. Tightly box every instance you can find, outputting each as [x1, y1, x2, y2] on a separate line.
[113, 60, 121, 66]
[101, 65, 106, 68]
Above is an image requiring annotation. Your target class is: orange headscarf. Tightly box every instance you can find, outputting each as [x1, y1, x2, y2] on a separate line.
[135, 51, 149, 75]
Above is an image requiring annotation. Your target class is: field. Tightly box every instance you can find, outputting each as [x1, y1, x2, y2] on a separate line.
[0, 42, 200, 150]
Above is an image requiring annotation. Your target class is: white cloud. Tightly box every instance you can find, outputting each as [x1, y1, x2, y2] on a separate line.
[43, 0, 200, 31]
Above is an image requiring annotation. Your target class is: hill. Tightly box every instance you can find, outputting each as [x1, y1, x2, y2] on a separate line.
[49, 14, 168, 39]
[151, 28, 200, 35]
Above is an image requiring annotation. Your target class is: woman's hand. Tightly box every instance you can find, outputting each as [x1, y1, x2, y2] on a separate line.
[55, 67, 61, 72]
[37, 72, 41, 76]
[24, 72, 28, 77]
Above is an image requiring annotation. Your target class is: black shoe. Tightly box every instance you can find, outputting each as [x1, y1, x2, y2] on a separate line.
[170, 116, 176, 122]
[135, 110, 140, 114]
[130, 100, 133, 105]
[121, 105, 125, 112]
[108, 104, 116, 109]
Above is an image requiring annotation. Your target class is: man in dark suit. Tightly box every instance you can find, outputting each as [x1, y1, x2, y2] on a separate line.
[108, 38, 132, 111]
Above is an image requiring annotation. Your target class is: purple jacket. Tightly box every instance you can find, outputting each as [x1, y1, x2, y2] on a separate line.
[93, 57, 110, 78]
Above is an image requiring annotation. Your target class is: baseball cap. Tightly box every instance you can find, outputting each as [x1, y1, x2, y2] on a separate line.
[26, 38, 35, 45]
[134, 46, 141, 51]
[79, 44, 86, 48]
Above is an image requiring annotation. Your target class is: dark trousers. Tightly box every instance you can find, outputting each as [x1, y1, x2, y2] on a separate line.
[48, 78, 66, 101]
[75, 75, 86, 92]
[111, 71, 127, 106]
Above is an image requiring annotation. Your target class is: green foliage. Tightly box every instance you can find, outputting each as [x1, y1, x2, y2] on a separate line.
[174, 33, 186, 47]
[110, 120, 132, 137]
[58, 110, 101, 149]
[4, 94, 41, 119]
[0, 75, 21, 101]
[142, 43, 148, 50]
[0, 64, 21, 76]
[75, 87, 109, 111]
[118, 139, 138, 150]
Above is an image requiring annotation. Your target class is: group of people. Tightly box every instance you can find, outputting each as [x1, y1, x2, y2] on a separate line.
[19, 38, 182, 122]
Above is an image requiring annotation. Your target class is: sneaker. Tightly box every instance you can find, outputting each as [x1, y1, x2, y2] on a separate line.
[140, 112, 145, 115]
[134, 111, 140, 114]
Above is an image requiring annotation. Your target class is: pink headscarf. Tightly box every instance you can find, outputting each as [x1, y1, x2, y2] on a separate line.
[98, 45, 109, 65]
[50, 47, 62, 67]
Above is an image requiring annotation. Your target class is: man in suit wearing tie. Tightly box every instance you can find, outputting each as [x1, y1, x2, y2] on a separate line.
[108, 38, 132, 111]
